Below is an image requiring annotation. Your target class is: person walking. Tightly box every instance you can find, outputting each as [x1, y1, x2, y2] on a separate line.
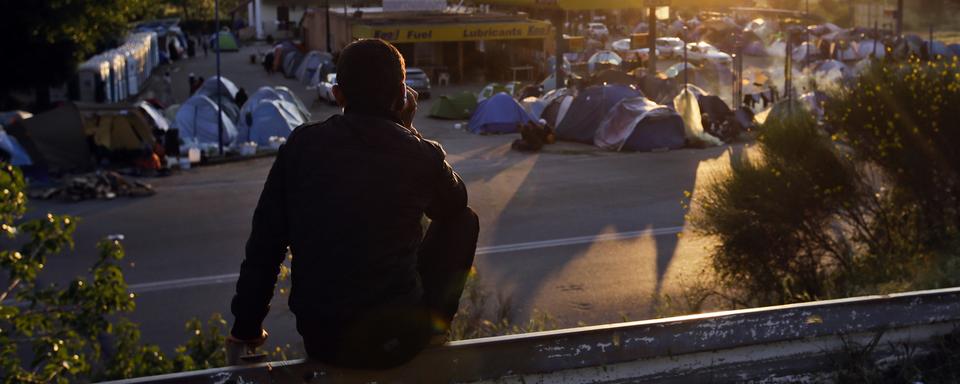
[227, 39, 479, 369]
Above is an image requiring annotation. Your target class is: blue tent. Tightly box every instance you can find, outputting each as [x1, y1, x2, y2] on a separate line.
[0, 128, 32, 166]
[175, 95, 238, 146]
[468, 93, 536, 134]
[240, 100, 305, 145]
[594, 97, 685, 152]
[556, 84, 641, 143]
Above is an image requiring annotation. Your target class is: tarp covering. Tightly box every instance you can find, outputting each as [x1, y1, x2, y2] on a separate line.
[17, 103, 92, 172]
[81, 110, 155, 151]
[556, 84, 641, 143]
[175, 95, 238, 146]
[429, 91, 478, 120]
[468, 93, 535, 134]
[673, 87, 722, 146]
[240, 100, 305, 145]
[594, 97, 685, 152]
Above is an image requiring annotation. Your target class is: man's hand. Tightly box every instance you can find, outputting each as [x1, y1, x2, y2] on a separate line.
[398, 85, 418, 130]
[226, 329, 268, 365]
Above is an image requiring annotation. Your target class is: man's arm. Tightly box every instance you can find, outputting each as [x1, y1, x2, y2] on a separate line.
[230, 146, 290, 340]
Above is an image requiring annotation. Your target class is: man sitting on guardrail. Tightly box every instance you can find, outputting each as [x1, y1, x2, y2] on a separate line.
[227, 38, 480, 369]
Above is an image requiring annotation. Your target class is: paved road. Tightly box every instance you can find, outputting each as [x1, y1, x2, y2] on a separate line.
[28, 44, 741, 352]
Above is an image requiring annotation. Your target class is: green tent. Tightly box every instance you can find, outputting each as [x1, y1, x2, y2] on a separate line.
[429, 91, 478, 120]
[211, 31, 239, 52]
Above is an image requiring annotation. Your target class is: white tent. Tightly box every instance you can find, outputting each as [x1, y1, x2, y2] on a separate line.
[855, 40, 886, 59]
[674, 85, 722, 146]
[587, 50, 623, 73]
[175, 95, 238, 146]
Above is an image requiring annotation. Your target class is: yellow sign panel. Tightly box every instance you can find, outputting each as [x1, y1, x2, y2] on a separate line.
[353, 21, 552, 43]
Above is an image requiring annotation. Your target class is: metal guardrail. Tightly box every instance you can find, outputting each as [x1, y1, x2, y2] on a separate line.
[103, 287, 960, 384]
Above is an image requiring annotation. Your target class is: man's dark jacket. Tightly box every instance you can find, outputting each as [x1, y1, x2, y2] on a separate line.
[230, 112, 468, 340]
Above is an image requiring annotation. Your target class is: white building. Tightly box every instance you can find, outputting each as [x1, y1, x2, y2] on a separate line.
[242, 0, 309, 40]
[853, 0, 897, 31]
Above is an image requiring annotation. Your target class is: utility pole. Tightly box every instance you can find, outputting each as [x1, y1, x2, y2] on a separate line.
[325, 0, 332, 53]
[215, 0, 223, 155]
[895, 0, 904, 37]
[554, 10, 565, 90]
[646, 4, 658, 78]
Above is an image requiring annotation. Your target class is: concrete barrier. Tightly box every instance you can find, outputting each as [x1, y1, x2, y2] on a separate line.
[102, 287, 960, 384]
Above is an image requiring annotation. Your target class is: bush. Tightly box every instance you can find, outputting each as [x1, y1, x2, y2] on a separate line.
[688, 58, 960, 308]
[0, 164, 229, 383]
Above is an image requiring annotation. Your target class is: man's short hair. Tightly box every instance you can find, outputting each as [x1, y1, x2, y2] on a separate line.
[336, 39, 406, 112]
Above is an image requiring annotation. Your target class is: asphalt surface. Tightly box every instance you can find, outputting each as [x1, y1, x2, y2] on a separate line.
[28, 44, 744, 352]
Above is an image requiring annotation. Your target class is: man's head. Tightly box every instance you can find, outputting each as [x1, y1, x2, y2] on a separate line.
[333, 39, 406, 115]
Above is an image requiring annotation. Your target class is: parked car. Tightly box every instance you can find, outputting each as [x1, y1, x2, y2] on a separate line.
[587, 23, 610, 40]
[317, 73, 337, 104]
[684, 42, 732, 64]
[405, 68, 431, 99]
[655, 37, 686, 59]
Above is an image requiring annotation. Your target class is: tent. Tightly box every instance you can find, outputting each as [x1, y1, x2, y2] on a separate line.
[136, 101, 169, 131]
[590, 69, 638, 87]
[540, 92, 574, 128]
[239, 100, 305, 145]
[467, 93, 536, 134]
[239, 87, 283, 135]
[78, 105, 156, 151]
[556, 84, 641, 143]
[594, 97, 685, 152]
[197, 76, 240, 102]
[478, 82, 520, 102]
[282, 51, 305, 78]
[587, 50, 623, 73]
[429, 92, 478, 120]
[13, 103, 92, 172]
[175, 95, 238, 146]
[855, 40, 887, 59]
[541, 72, 581, 92]
[274, 86, 311, 121]
[520, 97, 548, 119]
[296, 51, 333, 83]
[673, 86, 722, 146]
[211, 31, 239, 52]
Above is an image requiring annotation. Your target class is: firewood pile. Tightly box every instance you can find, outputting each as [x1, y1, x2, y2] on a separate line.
[30, 171, 155, 201]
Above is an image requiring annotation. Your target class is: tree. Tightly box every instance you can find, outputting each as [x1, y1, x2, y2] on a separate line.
[0, 0, 150, 104]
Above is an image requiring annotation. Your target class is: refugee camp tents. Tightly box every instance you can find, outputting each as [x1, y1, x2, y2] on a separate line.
[521, 97, 548, 119]
[674, 86, 722, 146]
[240, 87, 283, 126]
[590, 69, 638, 87]
[587, 50, 623, 73]
[478, 82, 520, 102]
[136, 101, 169, 132]
[274, 86, 311, 121]
[211, 31, 239, 52]
[855, 40, 886, 59]
[468, 93, 536, 134]
[77, 104, 157, 152]
[540, 90, 575, 128]
[812, 59, 852, 82]
[429, 92, 478, 120]
[296, 51, 333, 84]
[198, 76, 240, 101]
[541, 72, 581, 92]
[556, 84, 641, 143]
[175, 95, 238, 146]
[594, 97, 685, 152]
[282, 51, 306, 78]
[14, 103, 93, 172]
[238, 100, 305, 145]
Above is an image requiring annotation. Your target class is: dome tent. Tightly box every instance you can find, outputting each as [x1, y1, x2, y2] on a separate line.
[556, 84, 641, 143]
[539, 88, 575, 128]
[175, 94, 238, 146]
[595, 97, 685, 152]
[274, 86, 311, 121]
[468, 93, 536, 134]
[239, 100, 305, 145]
[429, 92, 478, 120]
[210, 31, 239, 52]
[239, 87, 283, 136]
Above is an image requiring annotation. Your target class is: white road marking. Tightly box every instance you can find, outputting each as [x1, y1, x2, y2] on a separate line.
[126, 226, 685, 294]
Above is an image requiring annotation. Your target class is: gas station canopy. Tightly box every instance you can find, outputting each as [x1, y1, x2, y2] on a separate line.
[482, 0, 670, 11]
